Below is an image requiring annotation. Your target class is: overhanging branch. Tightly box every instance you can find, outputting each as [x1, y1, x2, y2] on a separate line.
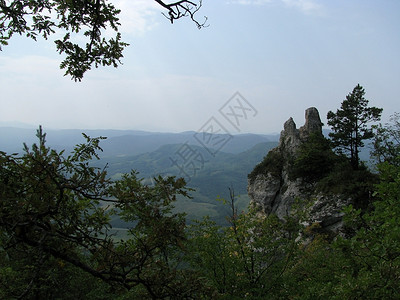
[154, 0, 208, 28]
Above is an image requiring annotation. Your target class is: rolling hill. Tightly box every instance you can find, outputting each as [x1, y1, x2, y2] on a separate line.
[1, 126, 279, 224]
[96, 141, 278, 225]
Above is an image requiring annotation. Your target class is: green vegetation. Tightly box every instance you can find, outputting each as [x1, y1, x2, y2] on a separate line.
[289, 132, 378, 208]
[0, 128, 205, 298]
[327, 84, 382, 170]
[187, 189, 301, 299]
[1, 125, 400, 298]
[248, 148, 284, 183]
[283, 161, 400, 299]
[1, 88, 400, 298]
[100, 141, 277, 225]
[0, 1, 205, 80]
[289, 132, 336, 183]
[372, 112, 400, 167]
[185, 154, 400, 298]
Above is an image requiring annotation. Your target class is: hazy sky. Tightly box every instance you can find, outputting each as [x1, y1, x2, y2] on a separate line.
[0, 0, 399, 134]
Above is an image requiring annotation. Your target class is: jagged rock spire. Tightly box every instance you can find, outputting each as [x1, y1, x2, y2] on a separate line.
[248, 107, 350, 235]
[279, 107, 323, 155]
[300, 107, 323, 140]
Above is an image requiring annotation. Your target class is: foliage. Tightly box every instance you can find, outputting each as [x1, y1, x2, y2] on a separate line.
[288, 130, 377, 209]
[0, 0, 127, 81]
[2, 121, 400, 298]
[0, 253, 114, 299]
[331, 161, 400, 298]
[0, 0, 205, 81]
[327, 84, 382, 169]
[371, 112, 400, 167]
[282, 235, 344, 299]
[284, 160, 400, 299]
[248, 148, 284, 183]
[0, 127, 204, 298]
[315, 160, 377, 209]
[289, 132, 337, 184]
[187, 189, 301, 299]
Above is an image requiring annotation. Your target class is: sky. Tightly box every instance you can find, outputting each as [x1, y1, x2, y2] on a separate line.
[0, 0, 399, 134]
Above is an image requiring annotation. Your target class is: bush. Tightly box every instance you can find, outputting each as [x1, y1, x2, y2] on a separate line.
[289, 132, 336, 183]
[248, 149, 284, 183]
[316, 161, 378, 209]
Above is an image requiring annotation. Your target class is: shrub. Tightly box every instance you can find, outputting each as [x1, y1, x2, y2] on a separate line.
[248, 149, 284, 183]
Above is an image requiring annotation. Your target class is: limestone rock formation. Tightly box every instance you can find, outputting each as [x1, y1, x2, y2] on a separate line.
[247, 107, 351, 235]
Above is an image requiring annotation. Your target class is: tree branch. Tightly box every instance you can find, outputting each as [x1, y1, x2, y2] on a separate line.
[154, 0, 208, 28]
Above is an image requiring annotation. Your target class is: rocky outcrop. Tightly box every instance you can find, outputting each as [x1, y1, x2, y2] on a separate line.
[248, 107, 351, 235]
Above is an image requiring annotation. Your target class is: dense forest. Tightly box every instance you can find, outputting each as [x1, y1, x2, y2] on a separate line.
[1, 85, 399, 299]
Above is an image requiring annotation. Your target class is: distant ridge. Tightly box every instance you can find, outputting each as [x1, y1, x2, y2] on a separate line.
[0, 127, 279, 156]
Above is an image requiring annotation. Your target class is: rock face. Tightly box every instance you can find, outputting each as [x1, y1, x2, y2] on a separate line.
[247, 107, 350, 235]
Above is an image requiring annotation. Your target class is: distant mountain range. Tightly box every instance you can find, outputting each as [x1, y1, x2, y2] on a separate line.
[0, 126, 279, 224]
[0, 127, 279, 156]
[0, 126, 374, 225]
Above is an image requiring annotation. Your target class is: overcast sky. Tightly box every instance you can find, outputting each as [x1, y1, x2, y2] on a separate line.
[0, 0, 399, 134]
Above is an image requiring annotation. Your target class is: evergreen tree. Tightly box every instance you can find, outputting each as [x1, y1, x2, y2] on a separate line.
[327, 84, 382, 169]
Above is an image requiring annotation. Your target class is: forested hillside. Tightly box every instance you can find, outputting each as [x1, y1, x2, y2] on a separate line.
[1, 107, 399, 299]
[1, 88, 399, 299]
[100, 141, 277, 225]
[0, 127, 278, 224]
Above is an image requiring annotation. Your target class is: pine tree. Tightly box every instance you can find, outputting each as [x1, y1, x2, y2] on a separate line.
[327, 84, 382, 169]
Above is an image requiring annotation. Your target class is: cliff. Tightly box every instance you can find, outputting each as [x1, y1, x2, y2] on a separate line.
[247, 107, 352, 235]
